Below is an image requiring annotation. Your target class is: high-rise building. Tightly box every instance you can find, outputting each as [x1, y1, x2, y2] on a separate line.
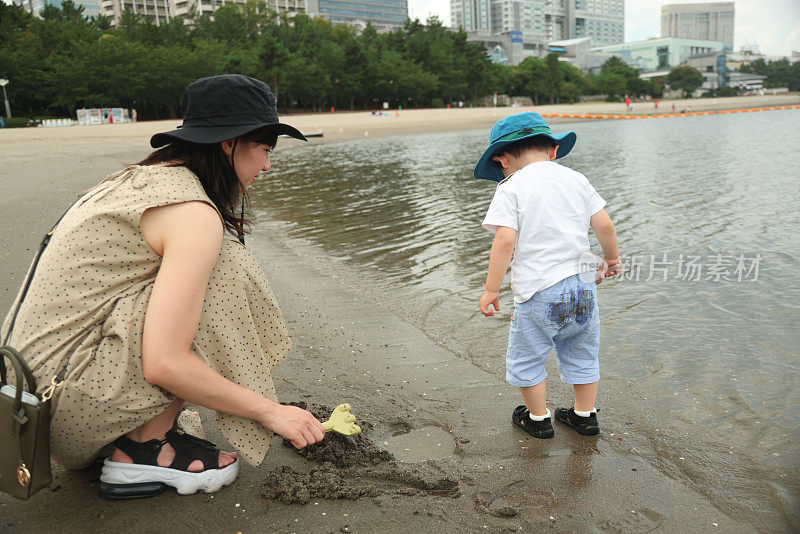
[572, 0, 624, 45]
[14, 0, 101, 18]
[451, 0, 493, 33]
[489, 0, 543, 36]
[540, 0, 623, 45]
[308, 0, 408, 31]
[99, 0, 309, 27]
[451, 0, 623, 46]
[661, 2, 734, 50]
[100, 0, 171, 26]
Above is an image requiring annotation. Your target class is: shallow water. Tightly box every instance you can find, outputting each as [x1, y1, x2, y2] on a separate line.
[381, 427, 456, 463]
[250, 109, 800, 520]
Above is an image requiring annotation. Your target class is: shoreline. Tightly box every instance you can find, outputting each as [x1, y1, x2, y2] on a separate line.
[2, 95, 797, 531]
[2, 94, 797, 152]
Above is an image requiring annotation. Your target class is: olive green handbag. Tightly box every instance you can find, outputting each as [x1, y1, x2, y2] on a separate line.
[1, 210, 70, 499]
[0, 347, 60, 499]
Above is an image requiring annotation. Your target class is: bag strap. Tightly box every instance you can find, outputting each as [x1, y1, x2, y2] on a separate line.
[1, 200, 78, 382]
[1, 346, 33, 478]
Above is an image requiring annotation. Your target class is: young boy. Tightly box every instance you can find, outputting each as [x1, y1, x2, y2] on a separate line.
[475, 112, 620, 438]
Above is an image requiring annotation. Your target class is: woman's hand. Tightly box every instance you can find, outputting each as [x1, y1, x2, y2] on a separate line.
[260, 403, 326, 449]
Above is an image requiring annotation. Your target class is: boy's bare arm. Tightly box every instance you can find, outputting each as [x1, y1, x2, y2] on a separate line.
[480, 226, 517, 316]
[590, 209, 621, 279]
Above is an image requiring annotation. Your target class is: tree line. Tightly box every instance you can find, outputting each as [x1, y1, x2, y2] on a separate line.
[2, 1, 695, 121]
[739, 58, 800, 92]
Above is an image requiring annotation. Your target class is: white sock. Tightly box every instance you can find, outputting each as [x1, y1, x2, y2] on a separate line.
[529, 408, 551, 421]
[574, 407, 596, 417]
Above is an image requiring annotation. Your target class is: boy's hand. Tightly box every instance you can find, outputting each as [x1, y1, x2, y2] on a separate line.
[596, 258, 621, 284]
[480, 290, 500, 316]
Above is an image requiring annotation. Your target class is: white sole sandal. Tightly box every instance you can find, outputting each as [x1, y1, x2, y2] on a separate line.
[99, 428, 239, 498]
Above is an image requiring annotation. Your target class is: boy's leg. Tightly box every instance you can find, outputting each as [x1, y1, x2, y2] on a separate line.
[550, 275, 601, 435]
[520, 379, 547, 416]
[513, 377, 554, 439]
[505, 297, 552, 392]
[507, 297, 555, 438]
[574, 381, 598, 413]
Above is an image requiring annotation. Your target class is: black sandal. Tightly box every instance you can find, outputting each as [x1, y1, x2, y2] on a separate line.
[99, 428, 239, 499]
[554, 407, 599, 436]
[512, 405, 554, 439]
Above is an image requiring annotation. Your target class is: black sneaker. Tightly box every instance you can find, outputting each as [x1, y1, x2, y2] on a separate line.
[512, 405, 554, 439]
[554, 407, 599, 436]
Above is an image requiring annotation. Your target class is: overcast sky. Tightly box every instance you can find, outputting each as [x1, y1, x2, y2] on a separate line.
[409, 0, 800, 57]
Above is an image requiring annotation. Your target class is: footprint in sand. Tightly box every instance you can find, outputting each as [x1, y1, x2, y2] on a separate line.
[597, 508, 663, 533]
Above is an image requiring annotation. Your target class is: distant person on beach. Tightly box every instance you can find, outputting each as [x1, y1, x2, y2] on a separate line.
[474, 112, 620, 439]
[2, 74, 325, 498]
[625, 96, 631, 111]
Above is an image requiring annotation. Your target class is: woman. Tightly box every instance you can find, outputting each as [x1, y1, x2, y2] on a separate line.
[2, 74, 325, 497]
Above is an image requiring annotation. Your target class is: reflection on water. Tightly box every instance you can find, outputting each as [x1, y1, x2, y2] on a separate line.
[250, 110, 800, 524]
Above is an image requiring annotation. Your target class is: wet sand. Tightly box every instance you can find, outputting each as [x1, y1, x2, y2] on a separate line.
[2, 95, 796, 532]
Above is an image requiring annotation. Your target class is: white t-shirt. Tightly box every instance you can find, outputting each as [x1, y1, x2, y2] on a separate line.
[482, 161, 606, 303]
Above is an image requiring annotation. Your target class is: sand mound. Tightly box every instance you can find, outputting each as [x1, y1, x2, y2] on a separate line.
[280, 402, 392, 468]
[261, 403, 460, 504]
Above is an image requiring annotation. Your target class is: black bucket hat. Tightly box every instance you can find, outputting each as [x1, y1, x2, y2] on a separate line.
[150, 74, 307, 148]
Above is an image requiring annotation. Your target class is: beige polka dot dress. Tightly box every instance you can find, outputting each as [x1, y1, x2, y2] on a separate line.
[1, 165, 290, 469]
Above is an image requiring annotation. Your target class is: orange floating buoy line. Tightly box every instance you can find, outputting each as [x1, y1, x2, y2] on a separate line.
[539, 104, 800, 121]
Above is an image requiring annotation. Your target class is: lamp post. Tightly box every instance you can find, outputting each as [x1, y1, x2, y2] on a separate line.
[0, 79, 10, 119]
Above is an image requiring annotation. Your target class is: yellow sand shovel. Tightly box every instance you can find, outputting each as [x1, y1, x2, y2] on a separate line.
[322, 403, 361, 436]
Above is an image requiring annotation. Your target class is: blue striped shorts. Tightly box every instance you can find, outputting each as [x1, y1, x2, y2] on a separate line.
[506, 274, 600, 387]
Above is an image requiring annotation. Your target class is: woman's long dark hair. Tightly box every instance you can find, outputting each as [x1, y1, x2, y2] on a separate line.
[138, 126, 278, 241]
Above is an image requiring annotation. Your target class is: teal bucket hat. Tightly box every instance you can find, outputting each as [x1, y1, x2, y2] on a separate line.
[473, 112, 576, 182]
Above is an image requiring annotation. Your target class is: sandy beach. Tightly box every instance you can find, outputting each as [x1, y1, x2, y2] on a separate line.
[3, 93, 797, 152]
[2, 94, 798, 532]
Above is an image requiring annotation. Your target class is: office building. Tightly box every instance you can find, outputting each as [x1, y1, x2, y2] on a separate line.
[661, 2, 734, 50]
[542, 0, 623, 45]
[547, 36, 632, 74]
[180, 0, 307, 19]
[451, 0, 493, 33]
[459, 0, 624, 66]
[309, 0, 408, 31]
[466, 30, 547, 65]
[452, 0, 623, 53]
[726, 71, 766, 92]
[592, 37, 724, 72]
[100, 0, 170, 25]
[14, 0, 101, 17]
[488, 0, 541, 36]
[684, 50, 728, 91]
[99, 0, 309, 27]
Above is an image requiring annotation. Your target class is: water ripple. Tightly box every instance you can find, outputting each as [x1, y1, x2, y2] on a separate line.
[252, 111, 800, 448]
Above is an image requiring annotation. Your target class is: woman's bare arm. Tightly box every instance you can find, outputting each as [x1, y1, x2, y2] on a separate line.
[140, 201, 324, 448]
